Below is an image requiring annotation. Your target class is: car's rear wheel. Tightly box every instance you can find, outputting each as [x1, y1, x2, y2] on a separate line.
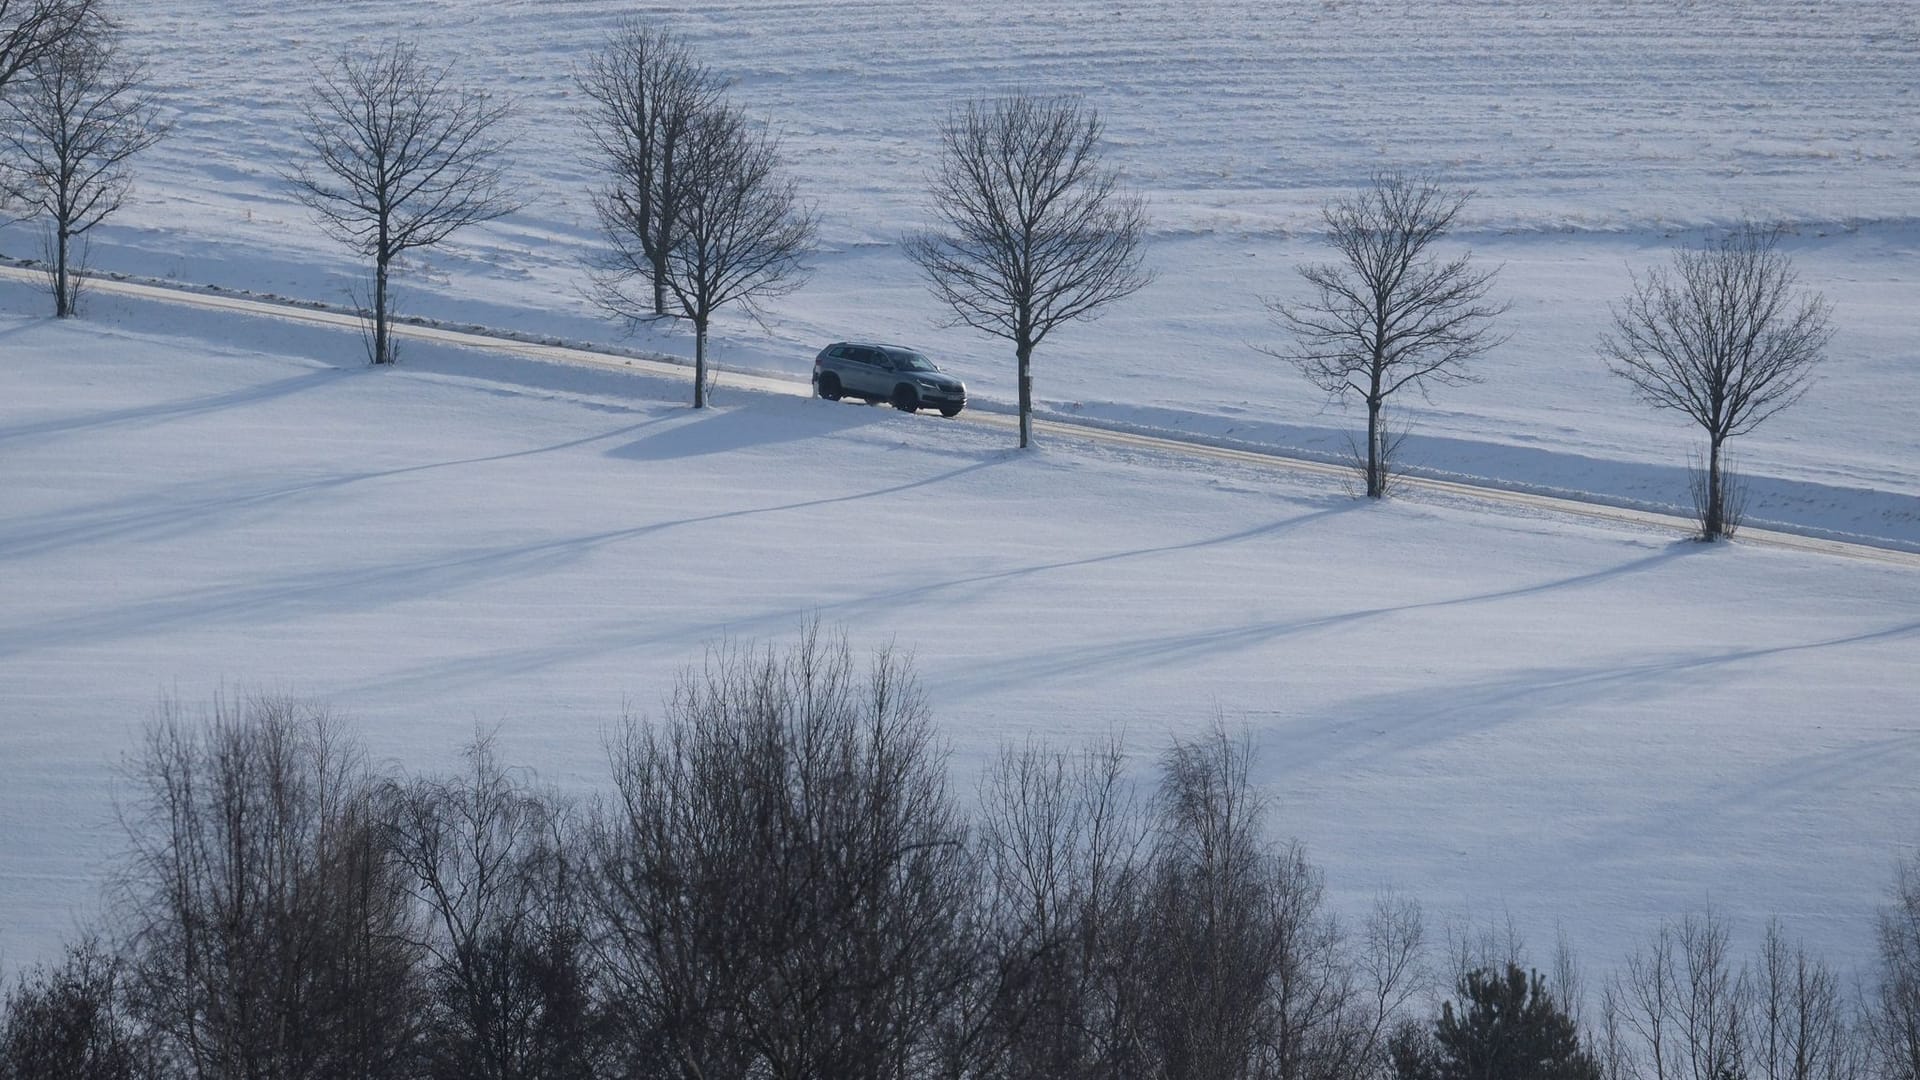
[892, 385, 919, 412]
[938, 403, 963, 418]
[817, 372, 842, 401]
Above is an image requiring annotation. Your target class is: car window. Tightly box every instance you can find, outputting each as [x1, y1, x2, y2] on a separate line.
[886, 350, 935, 372]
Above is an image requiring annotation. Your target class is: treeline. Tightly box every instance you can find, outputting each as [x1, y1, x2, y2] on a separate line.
[4, 629, 1918, 1080]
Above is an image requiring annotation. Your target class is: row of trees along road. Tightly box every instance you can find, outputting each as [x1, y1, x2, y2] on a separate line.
[0, 13, 1837, 539]
[1254, 174, 1831, 539]
[579, 25, 815, 410]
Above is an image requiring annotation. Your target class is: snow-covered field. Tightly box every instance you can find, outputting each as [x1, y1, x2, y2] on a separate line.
[0, 0, 1911, 540]
[2, 0, 1917, 979]
[4, 283, 1918, 978]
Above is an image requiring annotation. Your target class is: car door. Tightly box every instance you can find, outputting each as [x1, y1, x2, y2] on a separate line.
[827, 345, 861, 394]
[849, 347, 885, 395]
[866, 349, 899, 397]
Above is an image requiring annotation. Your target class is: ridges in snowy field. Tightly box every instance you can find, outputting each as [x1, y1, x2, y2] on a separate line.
[121, 0, 1920, 248]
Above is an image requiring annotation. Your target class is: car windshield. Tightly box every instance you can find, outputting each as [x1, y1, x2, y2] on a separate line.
[884, 350, 936, 372]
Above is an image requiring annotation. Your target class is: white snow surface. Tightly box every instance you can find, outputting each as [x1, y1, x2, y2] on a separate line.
[2, 0, 1918, 981]
[0, 0, 1914, 542]
[4, 283, 1918, 982]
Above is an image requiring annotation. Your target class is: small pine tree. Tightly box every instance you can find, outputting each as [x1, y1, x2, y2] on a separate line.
[1397, 964, 1601, 1080]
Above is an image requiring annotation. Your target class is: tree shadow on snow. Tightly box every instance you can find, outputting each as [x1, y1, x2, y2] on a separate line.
[0, 367, 342, 446]
[335, 497, 1359, 700]
[606, 401, 890, 461]
[1255, 616, 1920, 783]
[0, 455, 1006, 663]
[0, 416, 677, 560]
[931, 541, 1702, 705]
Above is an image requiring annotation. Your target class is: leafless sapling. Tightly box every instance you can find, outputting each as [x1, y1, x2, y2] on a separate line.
[578, 22, 722, 320]
[1615, 920, 1680, 1080]
[593, 98, 814, 409]
[1611, 909, 1752, 1080]
[1261, 171, 1506, 498]
[1359, 889, 1431, 1070]
[1674, 909, 1748, 1080]
[0, 28, 166, 316]
[290, 42, 517, 366]
[1746, 918, 1859, 1080]
[906, 93, 1150, 449]
[1598, 225, 1833, 540]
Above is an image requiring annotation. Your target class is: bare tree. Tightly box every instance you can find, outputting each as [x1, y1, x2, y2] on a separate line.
[1597, 984, 1639, 1080]
[593, 98, 814, 409]
[290, 42, 516, 366]
[1359, 890, 1430, 1068]
[1262, 171, 1506, 498]
[384, 733, 600, 1080]
[1612, 911, 1755, 1080]
[0, 0, 97, 91]
[0, 937, 148, 1080]
[1675, 908, 1746, 1080]
[1746, 919, 1859, 1080]
[971, 735, 1152, 1080]
[0, 28, 166, 316]
[1871, 856, 1920, 1080]
[1552, 929, 1591, 1038]
[1598, 225, 1833, 539]
[578, 22, 722, 319]
[1615, 921, 1680, 1080]
[1133, 727, 1377, 1080]
[906, 93, 1150, 449]
[587, 625, 973, 1080]
[117, 695, 424, 1080]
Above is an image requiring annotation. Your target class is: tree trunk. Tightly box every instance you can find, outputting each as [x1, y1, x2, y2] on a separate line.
[374, 255, 391, 365]
[1705, 436, 1724, 539]
[55, 224, 71, 318]
[1365, 395, 1384, 498]
[693, 316, 708, 409]
[1017, 340, 1033, 449]
[654, 149, 673, 317]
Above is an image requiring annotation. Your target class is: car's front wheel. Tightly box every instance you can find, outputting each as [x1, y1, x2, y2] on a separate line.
[892, 385, 919, 412]
[939, 403, 963, 418]
[817, 372, 842, 401]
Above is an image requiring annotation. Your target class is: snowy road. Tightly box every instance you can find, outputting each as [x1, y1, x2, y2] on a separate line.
[10, 262, 1914, 570]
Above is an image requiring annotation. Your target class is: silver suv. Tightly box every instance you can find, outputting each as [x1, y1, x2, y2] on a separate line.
[812, 342, 967, 417]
